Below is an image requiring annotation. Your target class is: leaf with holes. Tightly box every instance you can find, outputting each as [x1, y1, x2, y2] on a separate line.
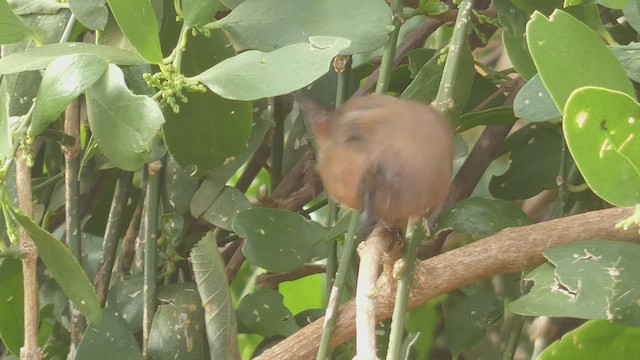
[564, 87, 640, 206]
[237, 289, 299, 338]
[509, 240, 640, 326]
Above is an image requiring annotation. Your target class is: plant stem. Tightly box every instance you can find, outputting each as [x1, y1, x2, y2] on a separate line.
[64, 100, 84, 349]
[142, 161, 163, 357]
[376, 0, 404, 94]
[271, 97, 286, 189]
[94, 171, 133, 307]
[316, 211, 359, 360]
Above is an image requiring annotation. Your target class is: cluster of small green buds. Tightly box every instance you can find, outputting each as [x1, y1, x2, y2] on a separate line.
[144, 65, 207, 113]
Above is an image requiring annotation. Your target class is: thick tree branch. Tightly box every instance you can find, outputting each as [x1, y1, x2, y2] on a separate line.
[255, 206, 639, 360]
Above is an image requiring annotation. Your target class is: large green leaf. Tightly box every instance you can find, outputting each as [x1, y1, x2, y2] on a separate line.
[526, 10, 635, 112]
[401, 52, 444, 103]
[539, 320, 640, 359]
[490, 123, 561, 200]
[0, 43, 146, 75]
[193, 36, 350, 101]
[455, 107, 517, 132]
[443, 293, 503, 357]
[563, 87, 640, 206]
[189, 115, 272, 217]
[147, 283, 206, 360]
[237, 289, 299, 338]
[163, 90, 252, 174]
[0, 258, 23, 356]
[106, 275, 144, 332]
[0, 0, 34, 44]
[509, 240, 640, 326]
[234, 208, 328, 273]
[29, 54, 108, 137]
[85, 64, 165, 171]
[106, 0, 162, 63]
[201, 186, 252, 231]
[436, 197, 531, 239]
[494, 0, 536, 80]
[76, 309, 143, 360]
[216, 0, 391, 54]
[182, 0, 218, 30]
[191, 233, 237, 359]
[611, 43, 640, 85]
[513, 74, 560, 122]
[9, 207, 102, 325]
[69, 0, 108, 30]
[624, 0, 640, 32]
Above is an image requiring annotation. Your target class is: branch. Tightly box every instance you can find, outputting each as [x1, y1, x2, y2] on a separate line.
[254, 206, 639, 360]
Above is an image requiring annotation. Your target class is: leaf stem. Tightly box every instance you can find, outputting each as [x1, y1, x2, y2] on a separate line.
[376, 0, 405, 94]
[316, 211, 359, 360]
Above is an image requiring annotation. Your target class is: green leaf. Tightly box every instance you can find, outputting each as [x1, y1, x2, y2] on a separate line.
[539, 320, 640, 360]
[611, 43, 640, 84]
[29, 54, 108, 137]
[624, 0, 640, 32]
[163, 90, 252, 174]
[0, 43, 146, 75]
[9, 207, 102, 325]
[443, 293, 503, 356]
[106, 0, 163, 63]
[455, 107, 517, 132]
[594, 0, 628, 9]
[494, 0, 536, 80]
[106, 275, 144, 332]
[509, 240, 640, 326]
[9, 0, 67, 14]
[401, 52, 444, 103]
[69, 0, 109, 30]
[76, 308, 143, 360]
[563, 87, 640, 206]
[513, 74, 561, 122]
[85, 64, 165, 171]
[163, 156, 199, 215]
[234, 208, 328, 273]
[490, 123, 562, 200]
[191, 233, 237, 358]
[189, 116, 272, 217]
[202, 186, 252, 231]
[510, 0, 563, 14]
[193, 36, 351, 101]
[436, 197, 531, 239]
[148, 283, 206, 360]
[183, 0, 219, 30]
[0, 79, 11, 161]
[0, 258, 23, 356]
[526, 10, 635, 112]
[0, 0, 34, 44]
[217, 0, 391, 54]
[237, 288, 299, 338]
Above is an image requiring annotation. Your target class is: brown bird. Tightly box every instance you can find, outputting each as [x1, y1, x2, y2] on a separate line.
[300, 93, 454, 236]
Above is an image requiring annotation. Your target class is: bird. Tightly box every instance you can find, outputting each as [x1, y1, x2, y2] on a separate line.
[299, 93, 454, 237]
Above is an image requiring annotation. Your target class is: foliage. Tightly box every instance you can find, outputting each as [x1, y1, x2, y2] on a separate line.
[1, 0, 640, 359]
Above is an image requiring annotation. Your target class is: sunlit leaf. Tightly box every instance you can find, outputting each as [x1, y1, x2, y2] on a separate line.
[106, 0, 163, 63]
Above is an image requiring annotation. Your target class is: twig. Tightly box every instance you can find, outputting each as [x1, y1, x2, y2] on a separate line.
[256, 264, 327, 289]
[254, 206, 639, 360]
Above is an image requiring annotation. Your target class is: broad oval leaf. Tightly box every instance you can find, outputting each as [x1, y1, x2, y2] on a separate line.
[526, 10, 635, 112]
[456, 107, 517, 133]
[0, 0, 34, 44]
[106, 0, 163, 63]
[191, 233, 237, 358]
[76, 309, 143, 360]
[237, 288, 298, 338]
[201, 186, 251, 231]
[9, 207, 102, 325]
[563, 87, 640, 206]
[69, 0, 109, 30]
[193, 36, 351, 101]
[436, 197, 531, 239]
[29, 54, 108, 137]
[163, 90, 252, 174]
[0, 43, 146, 75]
[183, 0, 218, 30]
[495, 0, 536, 80]
[234, 207, 328, 273]
[86, 64, 165, 171]
[217, 0, 391, 54]
[539, 320, 640, 360]
[509, 240, 640, 326]
[513, 74, 560, 122]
